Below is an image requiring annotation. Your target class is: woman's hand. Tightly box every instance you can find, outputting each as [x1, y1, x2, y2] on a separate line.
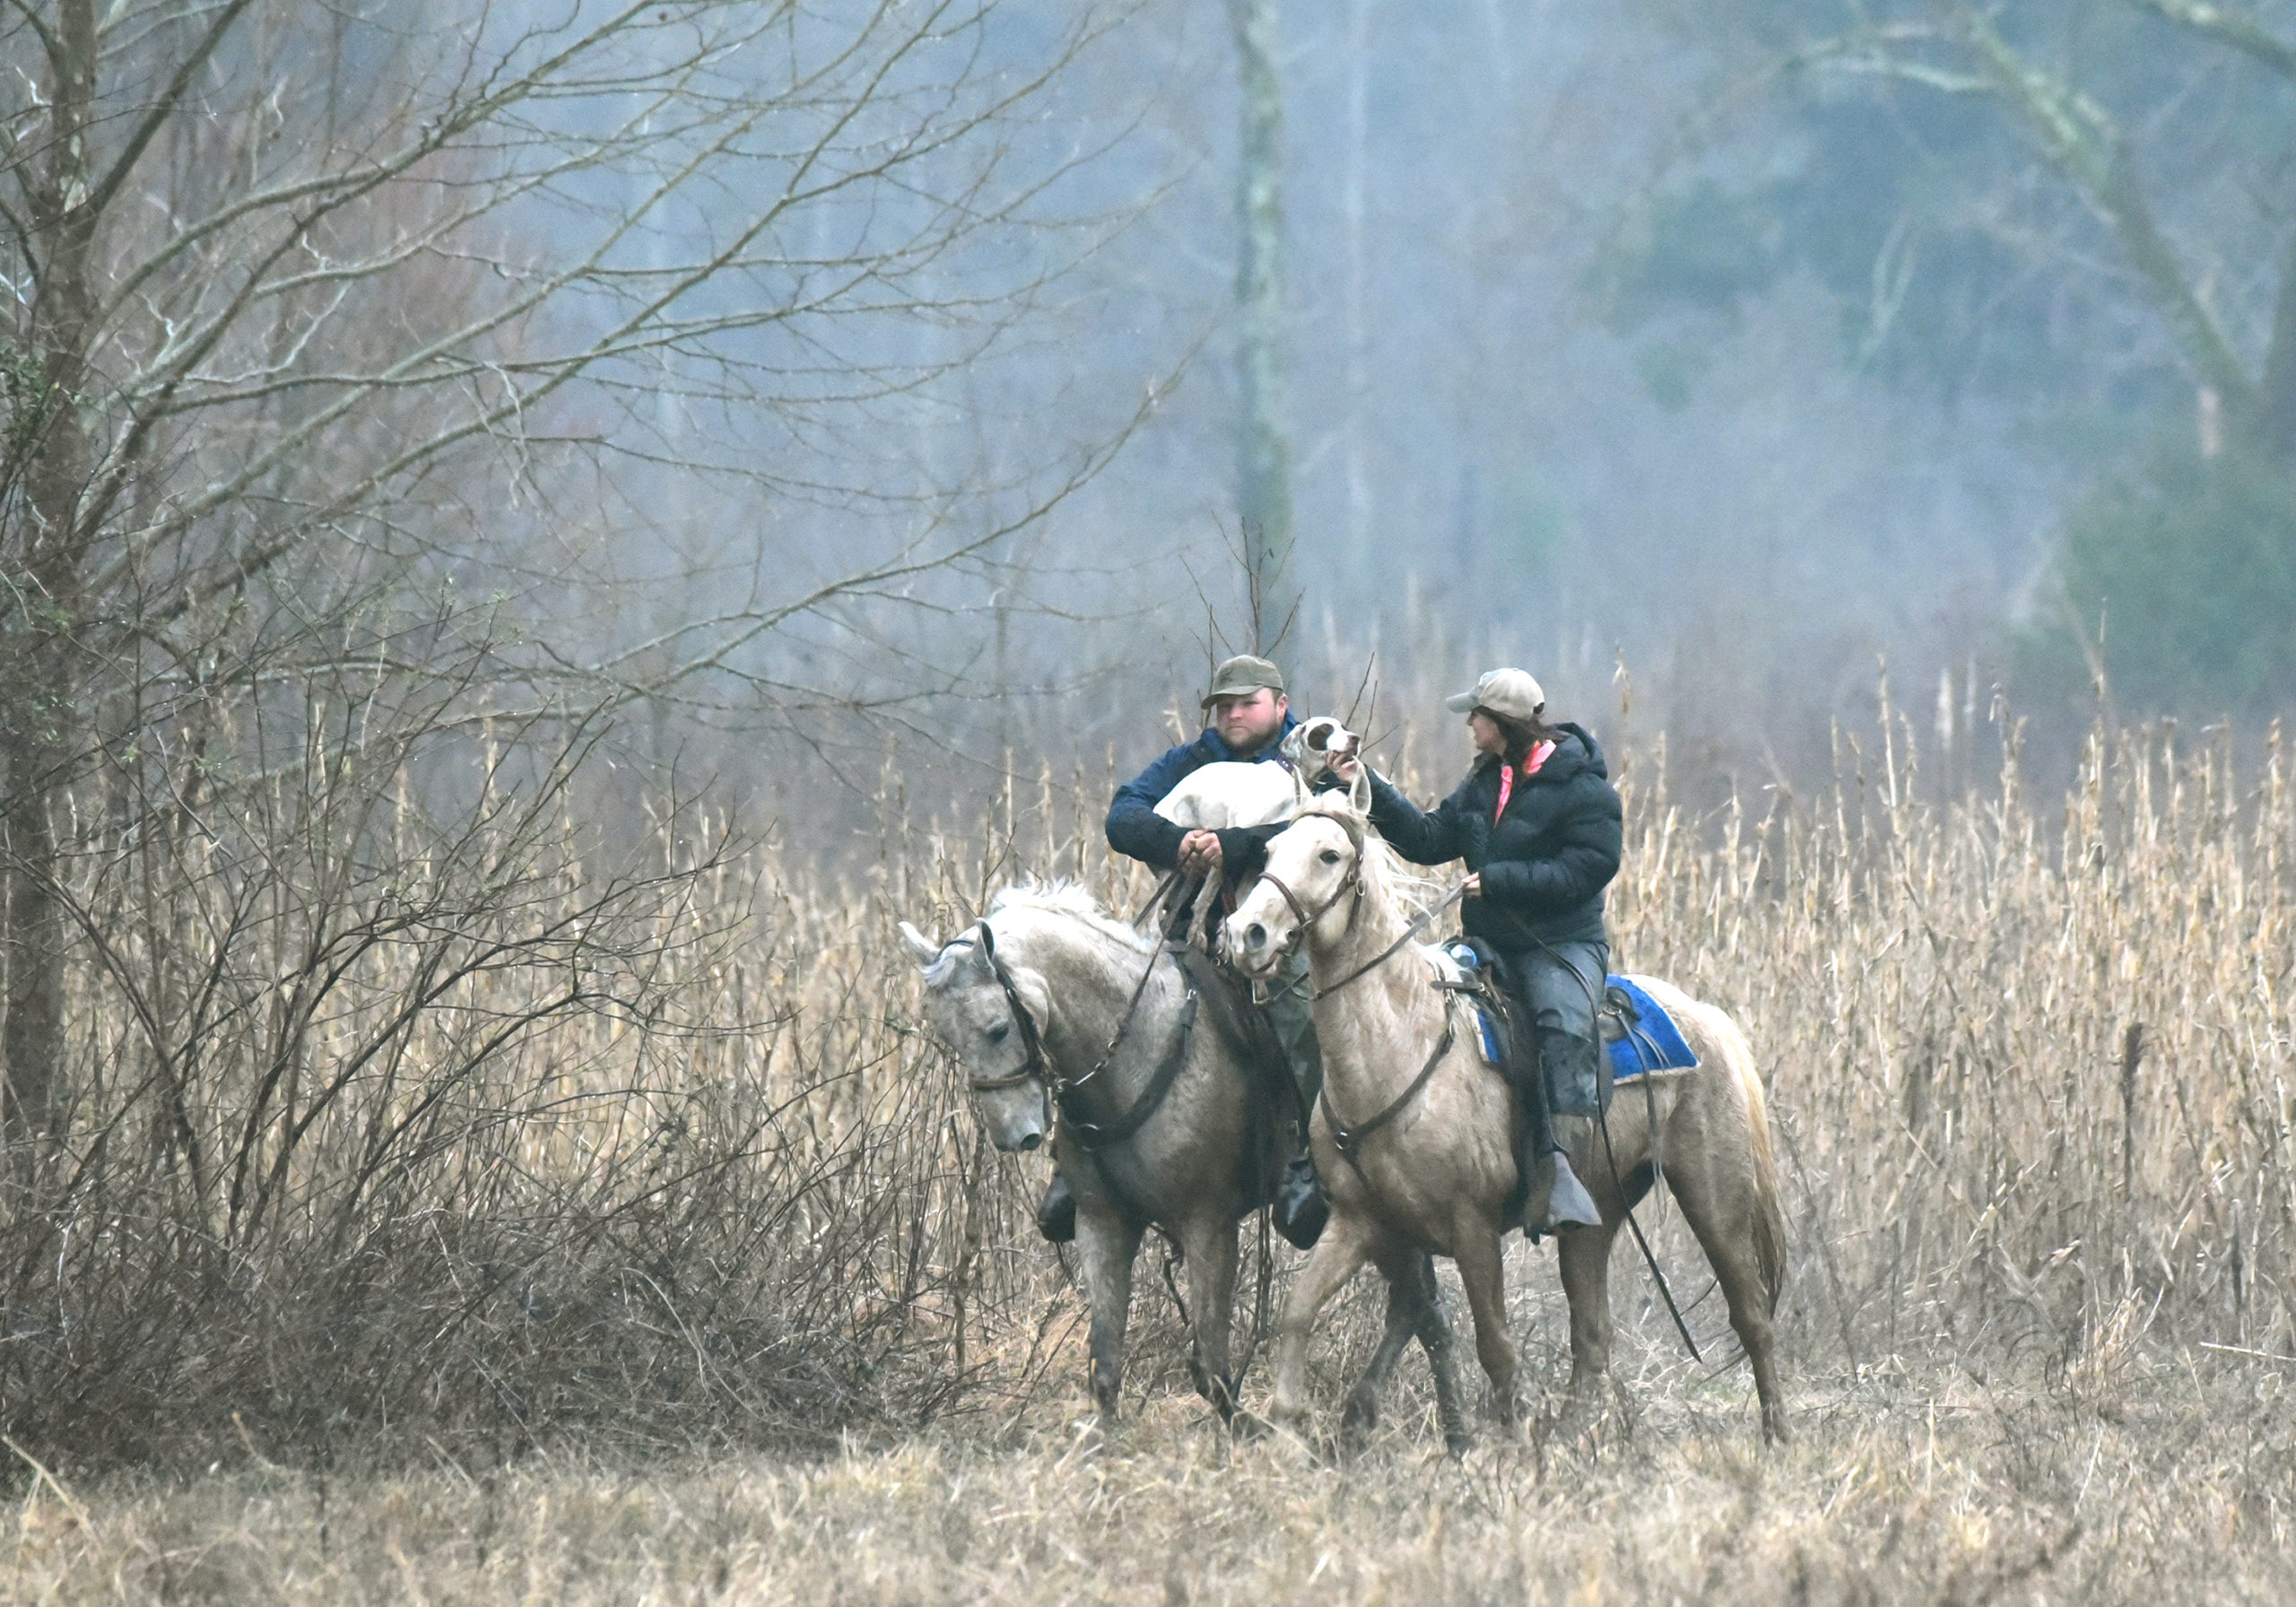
[1328, 752, 1362, 785]
[1461, 872, 1482, 898]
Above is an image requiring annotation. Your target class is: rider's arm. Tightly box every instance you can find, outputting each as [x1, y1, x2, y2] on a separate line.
[1363, 769, 1470, 866]
[1104, 737, 1206, 870]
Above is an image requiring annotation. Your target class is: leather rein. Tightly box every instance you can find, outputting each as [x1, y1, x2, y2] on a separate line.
[1258, 809, 1469, 1001]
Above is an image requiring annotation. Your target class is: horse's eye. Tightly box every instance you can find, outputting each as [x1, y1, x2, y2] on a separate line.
[986, 1022, 1011, 1044]
[1319, 848, 1343, 864]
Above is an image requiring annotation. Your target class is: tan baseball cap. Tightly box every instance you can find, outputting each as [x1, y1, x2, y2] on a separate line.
[1445, 667, 1545, 721]
[1201, 654, 1286, 708]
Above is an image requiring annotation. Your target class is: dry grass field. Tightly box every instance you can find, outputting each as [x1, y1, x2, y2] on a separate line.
[4, 707, 2293, 1603]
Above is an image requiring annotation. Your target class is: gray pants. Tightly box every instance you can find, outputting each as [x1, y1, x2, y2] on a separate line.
[1500, 939, 1608, 1118]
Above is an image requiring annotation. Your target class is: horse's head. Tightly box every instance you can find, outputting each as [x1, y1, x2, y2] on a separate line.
[1222, 799, 1368, 980]
[899, 918, 1053, 1151]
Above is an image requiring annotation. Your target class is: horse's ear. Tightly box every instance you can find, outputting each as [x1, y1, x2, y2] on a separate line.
[897, 921, 943, 969]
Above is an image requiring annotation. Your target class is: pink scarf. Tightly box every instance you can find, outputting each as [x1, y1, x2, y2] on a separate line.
[1493, 741, 1555, 822]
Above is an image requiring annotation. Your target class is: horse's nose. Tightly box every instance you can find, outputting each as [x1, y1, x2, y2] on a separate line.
[1246, 921, 1266, 950]
[1019, 1131, 1043, 1152]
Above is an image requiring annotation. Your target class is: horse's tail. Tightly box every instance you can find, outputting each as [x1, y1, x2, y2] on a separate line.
[1740, 1064, 1789, 1316]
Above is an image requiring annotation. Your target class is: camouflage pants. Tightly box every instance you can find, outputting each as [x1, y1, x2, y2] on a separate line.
[1255, 947, 1322, 1135]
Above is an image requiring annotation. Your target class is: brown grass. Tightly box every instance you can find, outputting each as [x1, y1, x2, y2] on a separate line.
[7, 1384, 2292, 1603]
[4, 705, 2293, 1602]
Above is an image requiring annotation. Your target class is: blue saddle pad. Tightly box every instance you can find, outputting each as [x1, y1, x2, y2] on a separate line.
[1605, 975, 1699, 1083]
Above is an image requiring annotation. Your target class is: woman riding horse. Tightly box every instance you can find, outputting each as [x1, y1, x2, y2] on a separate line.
[1330, 666, 1620, 1236]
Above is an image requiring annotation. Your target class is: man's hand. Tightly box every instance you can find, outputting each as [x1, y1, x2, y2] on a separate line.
[1462, 872, 1482, 898]
[1178, 829, 1223, 877]
[1329, 752, 1363, 785]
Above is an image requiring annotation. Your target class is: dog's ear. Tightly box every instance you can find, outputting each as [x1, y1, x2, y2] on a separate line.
[897, 921, 943, 968]
[1348, 764, 1372, 814]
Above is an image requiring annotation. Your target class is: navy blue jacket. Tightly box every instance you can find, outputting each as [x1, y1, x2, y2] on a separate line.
[1364, 723, 1622, 949]
[1105, 712, 1302, 874]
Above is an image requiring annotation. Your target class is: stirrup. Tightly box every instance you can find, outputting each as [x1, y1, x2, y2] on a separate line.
[1541, 1151, 1602, 1231]
[1037, 1172, 1076, 1244]
[1273, 1153, 1326, 1249]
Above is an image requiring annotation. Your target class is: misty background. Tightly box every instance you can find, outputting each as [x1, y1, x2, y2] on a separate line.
[15, 0, 2296, 857]
[599, 0, 2296, 845]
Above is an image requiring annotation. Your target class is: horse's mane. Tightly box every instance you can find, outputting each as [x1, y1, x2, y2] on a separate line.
[987, 880, 1152, 943]
[1292, 795, 1449, 918]
[918, 879, 1152, 990]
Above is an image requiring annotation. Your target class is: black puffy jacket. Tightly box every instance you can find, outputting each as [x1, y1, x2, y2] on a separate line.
[1364, 723, 1622, 949]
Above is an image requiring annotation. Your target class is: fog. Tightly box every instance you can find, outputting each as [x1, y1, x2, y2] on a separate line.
[14, 0, 2296, 855]
[585, 0, 2294, 838]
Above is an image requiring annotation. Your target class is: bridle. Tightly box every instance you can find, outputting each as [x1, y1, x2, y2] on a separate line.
[1251, 811, 1369, 959]
[952, 919, 1201, 1158]
[963, 922, 1051, 1092]
[1249, 808, 1467, 1002]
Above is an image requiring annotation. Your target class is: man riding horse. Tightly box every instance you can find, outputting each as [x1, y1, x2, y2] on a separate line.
[1033, 653, 1332, 1249]
[1328, 666, 1620, 1237]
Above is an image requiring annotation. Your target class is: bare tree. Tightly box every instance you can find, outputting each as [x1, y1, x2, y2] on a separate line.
[1794, 2, 2296, 459]
[1231, 0, 1294, 651]
[0, 0, 1140, 1150]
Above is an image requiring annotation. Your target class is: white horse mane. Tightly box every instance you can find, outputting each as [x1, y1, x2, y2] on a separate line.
[1290, 795, 1449, 920]
[916, 880, 1154, 992]
[988, 880, 1156, 950]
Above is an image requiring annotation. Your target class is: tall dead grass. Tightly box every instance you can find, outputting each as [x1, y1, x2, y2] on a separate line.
[2, 703, 2288, 1476]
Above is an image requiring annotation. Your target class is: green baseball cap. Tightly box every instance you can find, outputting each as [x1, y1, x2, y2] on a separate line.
[1200, 654, 1286, 708]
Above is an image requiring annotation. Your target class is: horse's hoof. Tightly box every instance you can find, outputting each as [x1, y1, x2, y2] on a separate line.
[1443, 1429, 1474, 1458]
[1339, 1392, 1379, 1437]
[1228, 1409, 1274, 1442]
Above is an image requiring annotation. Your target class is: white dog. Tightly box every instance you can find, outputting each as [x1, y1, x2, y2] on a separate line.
[1148, 717, 1362, 941]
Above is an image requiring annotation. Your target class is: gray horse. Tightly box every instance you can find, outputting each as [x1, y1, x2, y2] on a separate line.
[1224, 795, 1790, 1444]
[901, 883, 1457, 1437]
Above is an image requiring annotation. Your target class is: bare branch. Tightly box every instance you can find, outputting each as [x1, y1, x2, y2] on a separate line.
[2127, 0, 2296, 83]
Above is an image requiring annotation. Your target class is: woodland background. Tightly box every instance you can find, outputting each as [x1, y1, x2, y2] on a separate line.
[4, 4, 2295, 1602]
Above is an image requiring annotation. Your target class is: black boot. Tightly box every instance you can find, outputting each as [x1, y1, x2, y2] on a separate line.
[1516, 1032, 1602, 1237]
[1273, 1147, 1326, 1249]
[1527, 1031, 1603, 1234]
[1037, 1170, 1076, 1243]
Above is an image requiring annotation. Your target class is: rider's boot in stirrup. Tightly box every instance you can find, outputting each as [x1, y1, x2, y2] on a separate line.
[1520, 1035, 1604, 1236]
[1037, 1169, 1076, 1244]
[1273, 1134, 1327, 1249]
[1527, 1143, 1602, 1234]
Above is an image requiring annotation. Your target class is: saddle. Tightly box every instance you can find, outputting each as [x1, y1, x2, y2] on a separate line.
[1434, 939, 1620, 1108]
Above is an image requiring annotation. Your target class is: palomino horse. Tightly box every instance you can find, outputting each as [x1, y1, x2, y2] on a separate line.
[1222, 795, 1790, 1444]
[901, 882, 1456, 1431]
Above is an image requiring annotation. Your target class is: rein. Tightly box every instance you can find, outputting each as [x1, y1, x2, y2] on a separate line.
[1262, 807, 1466, 1001]
[1313, 879, 1468, 1001]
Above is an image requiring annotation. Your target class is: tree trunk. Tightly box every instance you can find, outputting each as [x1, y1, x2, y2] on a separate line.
[4, 0, 100, 1153]
[2251, 230, 2296, 465]
[1232, 0, 1294, 653]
